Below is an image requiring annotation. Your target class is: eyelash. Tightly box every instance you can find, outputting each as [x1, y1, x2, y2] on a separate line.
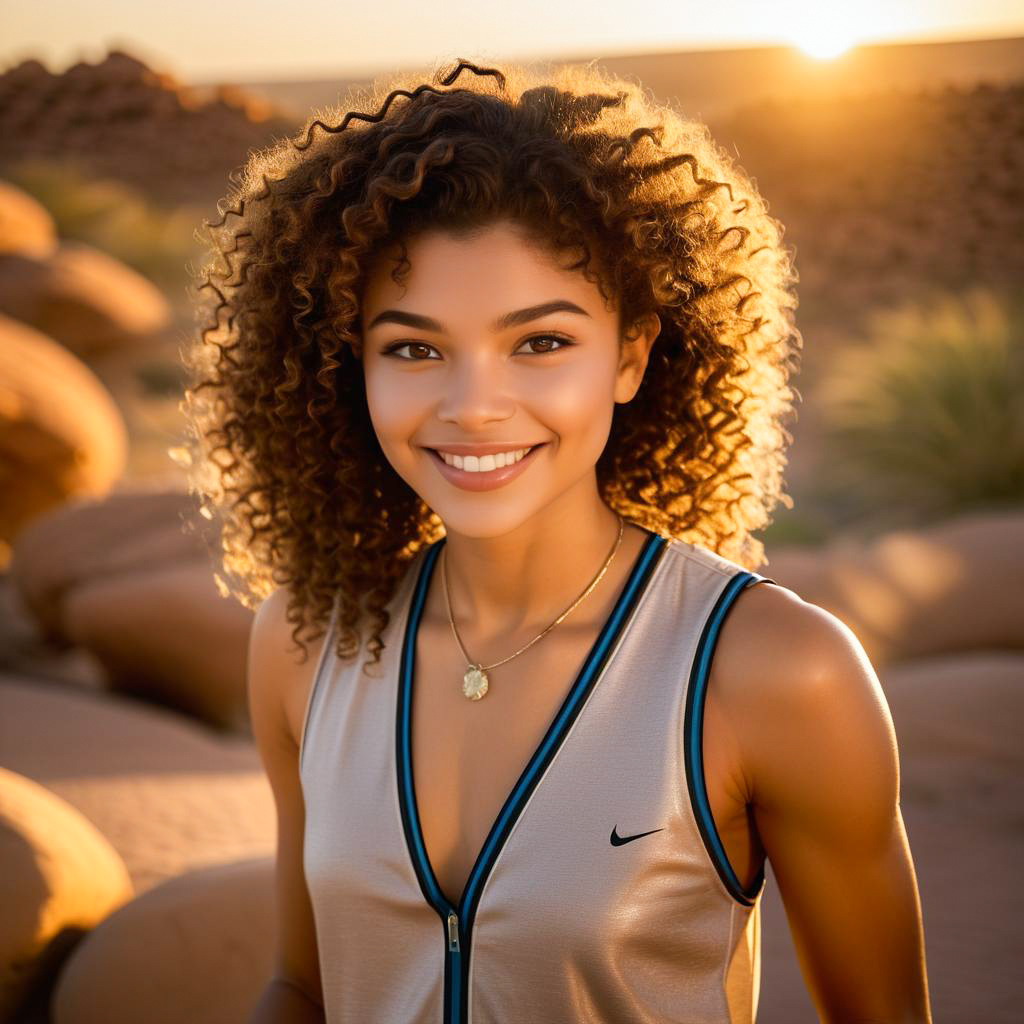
[381, 334, 575, 361]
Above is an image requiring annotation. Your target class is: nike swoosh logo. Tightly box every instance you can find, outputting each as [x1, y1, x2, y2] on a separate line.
[610, 825, 664, 846]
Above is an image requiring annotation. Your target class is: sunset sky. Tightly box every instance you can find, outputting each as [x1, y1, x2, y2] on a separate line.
[4, 0, 1024, 82]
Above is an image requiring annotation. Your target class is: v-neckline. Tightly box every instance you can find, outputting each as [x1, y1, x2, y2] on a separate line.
[395, 524, 668, 925]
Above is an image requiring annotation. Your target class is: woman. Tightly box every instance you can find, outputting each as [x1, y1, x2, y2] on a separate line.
[182, 57, 931, 1023]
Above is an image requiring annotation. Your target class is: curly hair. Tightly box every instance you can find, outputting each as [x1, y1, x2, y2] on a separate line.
[179, 56, 802, 673]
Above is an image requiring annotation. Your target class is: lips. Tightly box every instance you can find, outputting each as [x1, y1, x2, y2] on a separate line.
[424, 442, 548, 492]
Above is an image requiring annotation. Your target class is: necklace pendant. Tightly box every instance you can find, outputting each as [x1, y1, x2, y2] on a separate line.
[462, 664, 489, 701]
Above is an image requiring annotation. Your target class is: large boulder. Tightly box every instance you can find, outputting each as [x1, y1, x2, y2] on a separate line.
[62, 560, 254, 731]
[0, 180, 56, 258]
[8, 489, 253, 730]
[881, 650, 1023, 813]
[9, 489, 211, 639]
[0, 238, 170, 357]
[761, 509, 1024, 666]
[0, 673, 274, 893]
[0, 767, 133, 1021]
[0, 314, 127, 547]
[52, 857, 274, 1024]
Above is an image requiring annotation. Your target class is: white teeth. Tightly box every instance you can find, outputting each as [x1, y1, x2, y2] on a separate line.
[437, 447, 533, 472]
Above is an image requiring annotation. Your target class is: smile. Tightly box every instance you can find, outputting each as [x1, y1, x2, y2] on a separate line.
[434, 446, 536, 471]
[423, 443, 547, 491]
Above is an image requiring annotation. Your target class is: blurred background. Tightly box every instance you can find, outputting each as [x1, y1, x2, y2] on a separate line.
[0, 2, 1021, 1021]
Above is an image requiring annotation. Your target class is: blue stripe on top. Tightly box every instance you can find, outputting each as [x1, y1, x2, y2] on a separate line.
[684, 570, 772, 906]
[398, 537, 452, 911]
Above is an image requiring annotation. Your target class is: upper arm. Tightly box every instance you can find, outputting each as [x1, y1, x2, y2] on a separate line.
[723, 586, 932, 1022]
[247, 587, 328, 1010]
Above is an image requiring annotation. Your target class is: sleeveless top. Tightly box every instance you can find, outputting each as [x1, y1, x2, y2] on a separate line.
[299, 525, 778, 1023]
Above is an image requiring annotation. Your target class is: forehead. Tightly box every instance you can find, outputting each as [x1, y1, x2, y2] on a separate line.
[361, 220, 610, 318]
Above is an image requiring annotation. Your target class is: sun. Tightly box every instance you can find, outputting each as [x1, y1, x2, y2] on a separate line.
[794, 30, 857, 59]
[787, 9, 861, 60]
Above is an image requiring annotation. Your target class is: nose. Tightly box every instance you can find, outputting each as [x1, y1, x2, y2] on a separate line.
[435, 352, 515, 429]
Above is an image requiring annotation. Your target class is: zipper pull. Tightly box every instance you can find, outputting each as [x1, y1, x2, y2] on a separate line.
[447, 910, 460, 951]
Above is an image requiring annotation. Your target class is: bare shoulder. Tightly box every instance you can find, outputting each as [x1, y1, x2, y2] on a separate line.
[710, 578, 875, 699]
[249, 587, 333, 752]
[708, 579, 899, 817]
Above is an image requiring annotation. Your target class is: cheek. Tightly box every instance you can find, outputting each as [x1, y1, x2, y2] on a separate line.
[530, 362, 617, 445]
[362, 365, 427, 451]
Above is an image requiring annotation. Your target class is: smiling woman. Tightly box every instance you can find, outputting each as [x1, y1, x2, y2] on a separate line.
[179, 55, 930, 1024]
[182, 54, 798, 647]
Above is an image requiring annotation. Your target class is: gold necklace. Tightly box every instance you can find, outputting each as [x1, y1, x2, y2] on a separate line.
[441, 516, 625, 701]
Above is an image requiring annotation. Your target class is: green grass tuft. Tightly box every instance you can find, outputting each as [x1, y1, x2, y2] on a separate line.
[812, 285, 1024, 533]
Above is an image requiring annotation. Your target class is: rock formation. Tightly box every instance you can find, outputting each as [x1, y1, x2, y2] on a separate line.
[0, 314, 127, 548]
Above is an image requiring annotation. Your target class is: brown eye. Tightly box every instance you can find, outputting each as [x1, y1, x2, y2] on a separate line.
[383, 342, 439, 360]
[520, 334, 573, 355]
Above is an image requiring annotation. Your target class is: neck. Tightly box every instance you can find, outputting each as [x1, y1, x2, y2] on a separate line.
[436, 489, 639, 640]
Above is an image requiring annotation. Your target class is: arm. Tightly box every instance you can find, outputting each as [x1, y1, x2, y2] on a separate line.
[246, 587, 327, 1024]
[729, 588, 932, 1022]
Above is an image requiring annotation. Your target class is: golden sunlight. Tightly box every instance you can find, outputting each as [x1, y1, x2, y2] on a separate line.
[792, 28, 858, 59]
[787, 7, 862, 59]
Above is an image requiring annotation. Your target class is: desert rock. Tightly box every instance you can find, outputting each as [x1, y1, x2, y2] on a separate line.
[0, 314, 127, 547]
[52, 857, 274, 1024]
[0, 239, 170, 357]
[0, 179, 56, 257]
[0, 767, 133, 1020]
[8, 489, 253, 729]
[0, 673, 274, 893]
[759, 509, 1024, 666]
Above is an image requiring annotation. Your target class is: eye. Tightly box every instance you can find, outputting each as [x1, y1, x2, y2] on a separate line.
[381, 341, 440, 361]
[518, 333, 574, 355]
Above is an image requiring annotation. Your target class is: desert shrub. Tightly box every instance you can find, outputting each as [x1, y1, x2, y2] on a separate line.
[812, 285, 1024, 533]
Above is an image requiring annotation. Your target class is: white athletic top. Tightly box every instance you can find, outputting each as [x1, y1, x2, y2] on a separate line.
[299, 525, 777, 1023]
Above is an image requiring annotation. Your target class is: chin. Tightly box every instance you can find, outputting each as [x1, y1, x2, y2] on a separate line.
[427, 504, 548, 541]
[434, 508, 531, 537]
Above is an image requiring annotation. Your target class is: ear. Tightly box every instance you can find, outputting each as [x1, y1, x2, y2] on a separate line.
[614, 312, 661, 404]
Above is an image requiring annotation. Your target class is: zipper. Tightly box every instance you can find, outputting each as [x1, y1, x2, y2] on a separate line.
[446, 907, 464, 1022]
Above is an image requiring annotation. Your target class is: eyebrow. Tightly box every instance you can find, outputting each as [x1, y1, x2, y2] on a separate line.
[365, 299, 591, 334]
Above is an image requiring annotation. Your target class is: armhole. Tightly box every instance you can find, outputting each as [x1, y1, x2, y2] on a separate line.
[298, 589, 342, 776]
[683, 571, 776, 907]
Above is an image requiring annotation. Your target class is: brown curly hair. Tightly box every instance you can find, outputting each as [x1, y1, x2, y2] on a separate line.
[179, 56, 802, 673]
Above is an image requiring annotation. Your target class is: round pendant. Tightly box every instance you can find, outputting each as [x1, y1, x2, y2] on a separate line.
[462, 665, 490, 701]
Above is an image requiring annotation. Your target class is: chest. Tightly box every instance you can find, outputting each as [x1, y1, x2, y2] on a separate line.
[408, 615, 757, 910]
[410, 617, 604, 907]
